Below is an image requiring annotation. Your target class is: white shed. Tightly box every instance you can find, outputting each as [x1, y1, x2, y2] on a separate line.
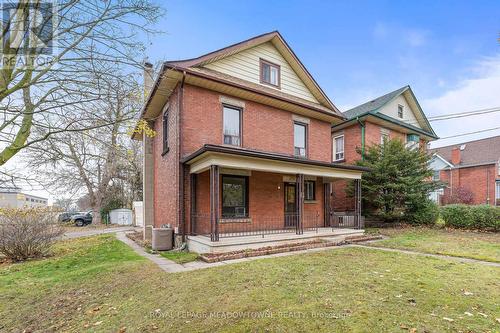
[132, 201, 143, 227]
[109, 208, 133, 225]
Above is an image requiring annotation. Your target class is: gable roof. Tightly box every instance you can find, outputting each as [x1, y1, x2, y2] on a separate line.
[165, 31, 342, 117]
[341, 85, 437, 138]
[430, 135, 500, 168]
[343, 86, 408, 119]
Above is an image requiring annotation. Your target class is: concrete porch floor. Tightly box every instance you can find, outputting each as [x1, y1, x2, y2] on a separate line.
[187, 228, 364, 254]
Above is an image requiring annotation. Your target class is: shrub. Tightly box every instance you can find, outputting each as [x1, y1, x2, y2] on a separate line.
[406, 199, 439, 225]
[442, 186, 474, 205]
[0, 208, 64, 261]
[440, 204, 500, 231]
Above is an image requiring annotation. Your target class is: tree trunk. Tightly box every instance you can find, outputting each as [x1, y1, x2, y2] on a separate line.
[91, 196, 103, 225]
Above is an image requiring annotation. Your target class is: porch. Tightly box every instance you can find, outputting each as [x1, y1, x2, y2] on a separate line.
[182, 145, 368, 252]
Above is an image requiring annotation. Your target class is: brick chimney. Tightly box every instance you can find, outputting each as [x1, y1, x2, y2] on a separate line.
[451, 147, 461, 165]
[143, 62, 154, 99]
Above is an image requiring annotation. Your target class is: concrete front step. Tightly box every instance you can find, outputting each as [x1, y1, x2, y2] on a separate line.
[187, 228, 365, 254]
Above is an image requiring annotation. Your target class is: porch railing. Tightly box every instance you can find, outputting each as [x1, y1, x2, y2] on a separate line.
[191, 211, 363, 240]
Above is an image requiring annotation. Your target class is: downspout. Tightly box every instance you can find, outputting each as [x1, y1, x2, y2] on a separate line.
[356, 117, 365, 161]
[178, 72, 186, 243]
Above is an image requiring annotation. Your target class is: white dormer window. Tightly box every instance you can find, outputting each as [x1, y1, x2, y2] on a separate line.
[260, 59, 280, 88]
[398, 105, 404, 118]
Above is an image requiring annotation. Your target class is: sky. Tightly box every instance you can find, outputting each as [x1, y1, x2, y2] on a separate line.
[17, 0, 500, 202]
[146, 0, 500, 148]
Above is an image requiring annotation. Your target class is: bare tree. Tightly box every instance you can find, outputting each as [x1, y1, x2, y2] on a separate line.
[0, 0, 162, 166]
[27, 75, 143, 224]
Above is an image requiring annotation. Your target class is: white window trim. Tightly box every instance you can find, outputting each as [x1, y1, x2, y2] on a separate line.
[333, 134, 345, 161]
[398, 104, 404, 119]
[496, 181, 500, 201]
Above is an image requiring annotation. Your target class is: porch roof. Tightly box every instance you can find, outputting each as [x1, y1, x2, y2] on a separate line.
[182, 145, 369, 179]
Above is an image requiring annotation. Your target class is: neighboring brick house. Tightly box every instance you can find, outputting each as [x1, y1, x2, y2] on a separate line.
[330, 86, 438, 210]
[429, 136, 500, 206]
[133, 31, 368, 252]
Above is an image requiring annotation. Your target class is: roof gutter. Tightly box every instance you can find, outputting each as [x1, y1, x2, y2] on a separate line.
[178, 71, 186, 243]
[164, 64, 345, 121]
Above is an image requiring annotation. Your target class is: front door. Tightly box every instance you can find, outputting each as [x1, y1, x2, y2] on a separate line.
[284, 182, 297, 228]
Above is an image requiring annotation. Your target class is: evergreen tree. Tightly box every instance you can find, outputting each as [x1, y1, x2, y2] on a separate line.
[356, 139, 441, 221]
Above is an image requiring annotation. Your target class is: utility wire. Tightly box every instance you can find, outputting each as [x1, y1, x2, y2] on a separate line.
[407, 106, 500, 125]
[436, 126, 500, 140]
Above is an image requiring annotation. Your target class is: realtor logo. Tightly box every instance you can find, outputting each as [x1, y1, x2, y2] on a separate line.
[1, 1, 56, 56]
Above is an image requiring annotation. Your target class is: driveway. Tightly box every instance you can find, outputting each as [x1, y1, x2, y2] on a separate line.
[63, 226, 140, 239]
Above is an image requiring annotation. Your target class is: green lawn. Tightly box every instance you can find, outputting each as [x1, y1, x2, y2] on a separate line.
[159, 250, 198, 264]
[368, 227, 500, 263]
[1, 234, 499, 332]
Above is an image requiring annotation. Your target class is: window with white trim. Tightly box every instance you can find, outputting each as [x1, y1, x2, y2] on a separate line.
[398, 104, 404, 118]
[495, 181, 500, 206]
[333, 135, 344, 161]
[380, 128, 390, 145]
[223, 105, 241, 146]
[433, 170, 440, 181]
[294, 122, 307, 157]
[406, 133, 420, 150]
[304, 181, 316, 201]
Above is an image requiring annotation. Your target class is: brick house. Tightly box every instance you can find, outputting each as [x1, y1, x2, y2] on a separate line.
[429, 136, 500, 206]
[133, 31, 369, 253]
[330, 86, 438, 210]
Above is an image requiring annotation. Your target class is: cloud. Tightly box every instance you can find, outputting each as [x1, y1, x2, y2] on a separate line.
[404, 29, 428, 47]
[372, 22, 428, 47]
[422, 54, 500, 147]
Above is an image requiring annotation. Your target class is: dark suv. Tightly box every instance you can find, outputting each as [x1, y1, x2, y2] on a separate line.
[71, 211, 93, 227]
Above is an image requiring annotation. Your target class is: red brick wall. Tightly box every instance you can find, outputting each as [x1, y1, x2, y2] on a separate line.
[440, 165, 497, 205]
[152, 86, 180, 228]
[192, 171, 325, 234]
[331, 122, 412, 211]
[181, 85, 332, 161]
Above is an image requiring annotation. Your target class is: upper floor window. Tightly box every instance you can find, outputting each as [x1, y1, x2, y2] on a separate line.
[162, 110, 169, 154]
[433, 170, 440, 181]
[380, 128, 390, 145]
[260, 59, 280, 88]
[223, 105, 241, 146]
[294, 122, 307, 158]
[398, 105, 404, 118]
[406, 133, 420, 150]
[333, 135, 344, 161]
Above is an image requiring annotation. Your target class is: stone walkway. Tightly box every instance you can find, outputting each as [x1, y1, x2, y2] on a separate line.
[350, 244, 500, 267]
[116, 232, 500, 273]
[63, 226, 139, 239]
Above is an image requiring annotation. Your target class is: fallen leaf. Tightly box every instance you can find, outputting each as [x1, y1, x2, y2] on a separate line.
[443, 317, 454, 322]
[477, 312, 488, 318]
[464, 312, 473, 317]
[94, 321, 103, 326]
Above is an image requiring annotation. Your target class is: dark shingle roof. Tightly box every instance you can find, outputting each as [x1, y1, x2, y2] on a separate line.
[430, 135, 500, 167]
[343, 86, 409, 119]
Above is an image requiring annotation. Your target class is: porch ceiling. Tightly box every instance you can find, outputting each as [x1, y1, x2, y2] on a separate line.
[182, 145, 367, 179]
